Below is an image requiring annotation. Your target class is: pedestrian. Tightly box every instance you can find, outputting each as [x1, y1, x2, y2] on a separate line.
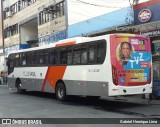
[0, 72, 1, 85]
[3, 71, 8, 85]
[1, 71, 3, 85]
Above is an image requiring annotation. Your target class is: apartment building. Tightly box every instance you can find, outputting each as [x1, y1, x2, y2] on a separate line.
[3, 0, 66, 57]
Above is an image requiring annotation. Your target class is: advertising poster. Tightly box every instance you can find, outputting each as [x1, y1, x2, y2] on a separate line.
[111, 34, 151, 86]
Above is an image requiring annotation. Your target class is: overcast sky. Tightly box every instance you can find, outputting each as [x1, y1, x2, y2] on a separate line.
[68, 0, 149, 25]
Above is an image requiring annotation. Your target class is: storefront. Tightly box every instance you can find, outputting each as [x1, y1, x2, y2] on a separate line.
[133, 0, 160, 98]
[133, 0, 160, 55]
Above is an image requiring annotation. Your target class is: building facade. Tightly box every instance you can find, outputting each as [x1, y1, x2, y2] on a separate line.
[132, 0, 160, 82]
[3, 0, 134, 58]
[3, 0, 66, 57]
[133, 0, 160, 55]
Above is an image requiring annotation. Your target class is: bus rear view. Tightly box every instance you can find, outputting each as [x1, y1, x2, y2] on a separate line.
[109, 34, 152, 96]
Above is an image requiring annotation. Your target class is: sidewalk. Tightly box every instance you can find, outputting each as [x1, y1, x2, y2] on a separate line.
[101, 95, 160, 105]
[0, 84, 160, 105]
[0, 84, 8, 87]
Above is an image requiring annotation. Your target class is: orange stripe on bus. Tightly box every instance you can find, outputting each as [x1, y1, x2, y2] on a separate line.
[44, 66, 67, 91]
[55, 41, 76, 47]
[41, 67, 51, 92]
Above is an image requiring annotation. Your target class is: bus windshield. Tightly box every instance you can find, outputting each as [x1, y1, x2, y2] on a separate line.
[110, 34, 152, 86]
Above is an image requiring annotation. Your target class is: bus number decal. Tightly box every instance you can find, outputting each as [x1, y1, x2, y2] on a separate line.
[23, 71, 36, 77]
[88, 69, 100, 73]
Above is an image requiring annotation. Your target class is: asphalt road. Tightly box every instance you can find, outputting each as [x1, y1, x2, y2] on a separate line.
[0, 85, 160, 127]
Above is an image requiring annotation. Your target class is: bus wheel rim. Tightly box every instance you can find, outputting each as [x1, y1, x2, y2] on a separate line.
[58, 88, 64, 98]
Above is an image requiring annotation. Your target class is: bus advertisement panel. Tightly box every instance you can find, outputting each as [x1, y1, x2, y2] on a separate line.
[111, 34, 152, 86]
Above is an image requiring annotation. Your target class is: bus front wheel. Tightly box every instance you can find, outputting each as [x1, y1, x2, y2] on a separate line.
[16, 82, 26, 94]
[56, 82, 66, 101]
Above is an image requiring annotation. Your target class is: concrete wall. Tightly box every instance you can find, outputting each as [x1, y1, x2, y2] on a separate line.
[20, 24, 38, 44]
[3, 0, 66, 47]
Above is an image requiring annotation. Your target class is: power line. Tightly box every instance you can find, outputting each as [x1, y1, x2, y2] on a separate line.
[68, 10, 127, 23]
[74, 0, 122, 9]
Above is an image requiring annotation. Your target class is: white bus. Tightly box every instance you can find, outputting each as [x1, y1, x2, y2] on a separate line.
[7, 33, 152, 101]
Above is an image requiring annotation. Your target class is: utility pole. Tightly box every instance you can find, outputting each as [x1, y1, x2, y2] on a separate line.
[1, 0, 4, 54]
[134, 0, 139, 5]
[129, 0, 139, 5]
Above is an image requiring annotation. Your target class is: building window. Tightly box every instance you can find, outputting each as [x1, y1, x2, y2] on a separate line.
[3, 11, 7, 20]
[10, 3, 17, 15]
[4, 24, 18, 39]
[38, 1, 65, 25]
[3, 0, 37, 18]
[73, 45, 81, 64]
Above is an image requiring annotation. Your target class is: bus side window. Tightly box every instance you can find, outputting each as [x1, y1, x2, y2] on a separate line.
[73, 45, 81, 64]
[60, 47, 67, 65]
[15, 53, 20, 67]
[81, 44, 88, 64]
[44, 50, 49, 65]
[19, 53, 22, 67]
[9, 59, 14, 69]
[88, 43, 96, 64]
[67, 46, 73, 65]
[49, 50, 54, 65]
[22, 53, 27, 66]
[26, 53, 30, 66]
[39, 51, 44, 65]
[97, 41, 105, 64]
[35, 52, 39, 66]
[30, 52, 36, 66]
[55, 48, 59, 65]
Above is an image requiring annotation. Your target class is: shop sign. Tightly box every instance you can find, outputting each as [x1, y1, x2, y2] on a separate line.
[138, 9, 152, 23]
[141, 29, 160, 37]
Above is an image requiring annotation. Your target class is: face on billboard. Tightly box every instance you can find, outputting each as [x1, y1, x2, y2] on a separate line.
[117, 42, 133, 66]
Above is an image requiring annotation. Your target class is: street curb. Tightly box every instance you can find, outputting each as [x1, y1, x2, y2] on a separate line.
[0, 84, 8, 87]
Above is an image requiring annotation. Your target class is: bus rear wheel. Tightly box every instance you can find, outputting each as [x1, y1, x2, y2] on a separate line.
[56, 82, 66, 101]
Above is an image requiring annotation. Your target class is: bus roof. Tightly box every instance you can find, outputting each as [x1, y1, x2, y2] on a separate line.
[7, 37, 91, 57]
[7, 33, 146, 57]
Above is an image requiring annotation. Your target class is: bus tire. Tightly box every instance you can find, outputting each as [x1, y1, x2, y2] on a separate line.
[16, 80, 26, 94]
[56, 82, 66, 101]
[149, 93, 157, 100]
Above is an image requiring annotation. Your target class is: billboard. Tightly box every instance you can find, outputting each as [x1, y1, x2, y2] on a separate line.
[111, 34, 151, 86]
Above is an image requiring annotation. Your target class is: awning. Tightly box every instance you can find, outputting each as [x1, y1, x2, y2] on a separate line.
[117, 21, 160, 33]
